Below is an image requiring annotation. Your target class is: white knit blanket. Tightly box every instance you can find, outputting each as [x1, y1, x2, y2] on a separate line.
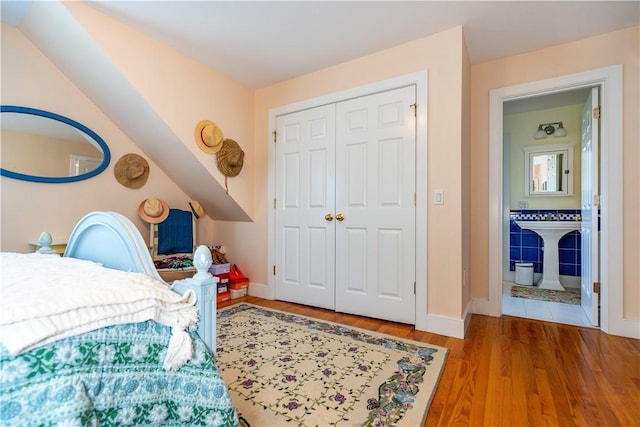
[0, 252, 199, 370]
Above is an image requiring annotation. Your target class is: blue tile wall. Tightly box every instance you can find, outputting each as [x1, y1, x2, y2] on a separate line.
[509, 209, 582, 276]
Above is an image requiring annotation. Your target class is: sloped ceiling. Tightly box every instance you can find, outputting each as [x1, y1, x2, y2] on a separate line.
[10, 1, 251, 221]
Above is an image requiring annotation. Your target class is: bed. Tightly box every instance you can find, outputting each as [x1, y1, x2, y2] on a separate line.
[0, 211, 238, 426]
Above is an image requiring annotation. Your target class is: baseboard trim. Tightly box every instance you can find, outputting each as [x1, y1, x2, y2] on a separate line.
[472, 297, 500, 317]
[463, 300, 473, 335]
[610, 318, 640, 339]
[425, 306, 471, 339]
[248, 283, 273, 300]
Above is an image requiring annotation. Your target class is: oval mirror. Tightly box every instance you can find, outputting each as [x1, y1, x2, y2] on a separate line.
[1, 105, 110, 183]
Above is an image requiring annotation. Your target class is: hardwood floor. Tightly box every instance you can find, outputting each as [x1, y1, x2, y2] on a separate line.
[219, 296, 640, 427]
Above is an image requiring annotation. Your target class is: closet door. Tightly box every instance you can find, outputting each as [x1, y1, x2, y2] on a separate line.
[274, 104, 336, 309]
[334, 86, 416, 324]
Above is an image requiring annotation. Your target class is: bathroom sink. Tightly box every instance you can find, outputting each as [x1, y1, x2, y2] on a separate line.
[515, 221, 582, 291]
[515, 221, 582, 233]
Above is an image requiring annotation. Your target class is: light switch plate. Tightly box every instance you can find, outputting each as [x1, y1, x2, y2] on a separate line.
[434, 190, 444, 205]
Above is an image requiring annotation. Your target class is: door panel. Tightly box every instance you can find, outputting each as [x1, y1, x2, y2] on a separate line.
[344, 228, 367, 293]
[335, 86, 416, 324]
[345, 142, 367, 206]
[275, 105, 336, 309]
[283, 226, 300, 283]
[378, 229, 402, 297]
[581, 87, 600, 326]
[380, 138, 402, 206]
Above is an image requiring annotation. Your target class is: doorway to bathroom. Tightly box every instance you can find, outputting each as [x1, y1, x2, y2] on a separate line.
[487, 65, 625, 335]
[501, 87, 596, 328]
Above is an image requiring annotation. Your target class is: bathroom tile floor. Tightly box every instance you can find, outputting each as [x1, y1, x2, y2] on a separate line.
[502, 281, 596, 328]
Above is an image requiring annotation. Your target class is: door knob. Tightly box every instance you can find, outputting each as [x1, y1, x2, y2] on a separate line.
[336, 213, 345, 222]
[325, 213, 334, 221]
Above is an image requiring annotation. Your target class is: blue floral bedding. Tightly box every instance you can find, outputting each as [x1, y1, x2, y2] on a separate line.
[0, 320, 239, 426]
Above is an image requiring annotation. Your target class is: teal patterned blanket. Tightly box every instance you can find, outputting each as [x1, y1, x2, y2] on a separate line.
[0, 320, 239, 426]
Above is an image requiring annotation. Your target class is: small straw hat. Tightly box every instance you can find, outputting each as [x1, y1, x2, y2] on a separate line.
[194, 120, 223, 154]
[114, 153, 149, 189]
[189, 200, 205, 219]
[217, 139, 244, 193]
[138, 198, 170, 224]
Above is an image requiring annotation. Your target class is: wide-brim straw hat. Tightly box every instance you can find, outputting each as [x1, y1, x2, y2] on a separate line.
[195, 120, 223, 154]
[217, 139, 244, 178]
[138, 197, 170, 224]
[189, 200, 205, 219]
[114, 153, 149, 189]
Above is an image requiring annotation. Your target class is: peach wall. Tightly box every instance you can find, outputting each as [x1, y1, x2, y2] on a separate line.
[470, 26, 639, 318]
[235, 27, 468, 319]
[461, 31, 471, 313]
[0, 25, 192, 252]
[64, 3, 256, 217]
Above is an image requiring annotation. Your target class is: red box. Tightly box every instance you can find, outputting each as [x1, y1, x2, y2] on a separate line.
[217, 291, 231, 303]
[230, 279, 249, 290]
[213, 273, 229, 285]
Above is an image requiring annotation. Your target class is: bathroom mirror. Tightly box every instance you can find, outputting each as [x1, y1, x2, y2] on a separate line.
[524, 143, 574, 197]
[1, 106, 110, 183]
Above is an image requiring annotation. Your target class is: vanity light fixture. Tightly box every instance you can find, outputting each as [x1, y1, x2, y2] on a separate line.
[534, 121, 567, 139]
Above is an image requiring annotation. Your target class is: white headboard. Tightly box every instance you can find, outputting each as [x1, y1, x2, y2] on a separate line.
[64, 211, 164, 282]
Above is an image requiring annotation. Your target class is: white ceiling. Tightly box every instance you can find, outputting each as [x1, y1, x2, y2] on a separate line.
[4, 1, 638, 89]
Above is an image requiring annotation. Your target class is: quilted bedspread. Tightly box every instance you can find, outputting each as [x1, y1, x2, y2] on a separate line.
[0, 320, 239, 426]
[0, 252, 199, 370]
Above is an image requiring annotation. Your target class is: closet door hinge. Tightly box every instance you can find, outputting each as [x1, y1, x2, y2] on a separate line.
[593, 282, 600, 294]
[410, 103, 417, 117]
[272, 131, 277, 143]
[274, 198, 277, 209]
[413, 282, 416, 294]
[593, 107, 601, 119]
[273, 265, 277, 276]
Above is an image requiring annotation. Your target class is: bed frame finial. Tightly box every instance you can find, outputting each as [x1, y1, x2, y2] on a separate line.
[36, 232, 58, 255]
[171, 245, 218, 353]
[192, 245, 213, 279]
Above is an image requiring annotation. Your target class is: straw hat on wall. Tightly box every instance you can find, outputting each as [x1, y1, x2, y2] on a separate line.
[194, 120, 224, 154]
[114, 153, 149, 188]
[189, 200, 205, 219]
[138, 197, 170, 224]
[217, 138, 244, 193]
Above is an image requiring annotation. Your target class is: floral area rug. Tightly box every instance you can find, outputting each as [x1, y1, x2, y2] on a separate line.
[216, 303, 448, 427]
[511, 285, 581, 305]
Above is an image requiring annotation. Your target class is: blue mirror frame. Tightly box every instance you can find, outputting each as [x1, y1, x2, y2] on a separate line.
[1, 105, 111, 183]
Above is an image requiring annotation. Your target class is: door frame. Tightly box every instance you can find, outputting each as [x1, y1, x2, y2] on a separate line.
[266, 70, 429, 330]
[482, 64, 637, 338]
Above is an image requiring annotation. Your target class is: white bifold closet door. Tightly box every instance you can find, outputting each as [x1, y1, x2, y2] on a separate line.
[275, 104, 337, 310]
[275, 86, 416, 324]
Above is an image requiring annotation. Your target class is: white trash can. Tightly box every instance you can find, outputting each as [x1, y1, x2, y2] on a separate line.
[515, 262, 534, 286]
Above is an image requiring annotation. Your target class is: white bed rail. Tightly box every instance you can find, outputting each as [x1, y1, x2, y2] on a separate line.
[171, 245, 218, 354]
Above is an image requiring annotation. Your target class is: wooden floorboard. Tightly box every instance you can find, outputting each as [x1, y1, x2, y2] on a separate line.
[219, 296, 640, 426]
